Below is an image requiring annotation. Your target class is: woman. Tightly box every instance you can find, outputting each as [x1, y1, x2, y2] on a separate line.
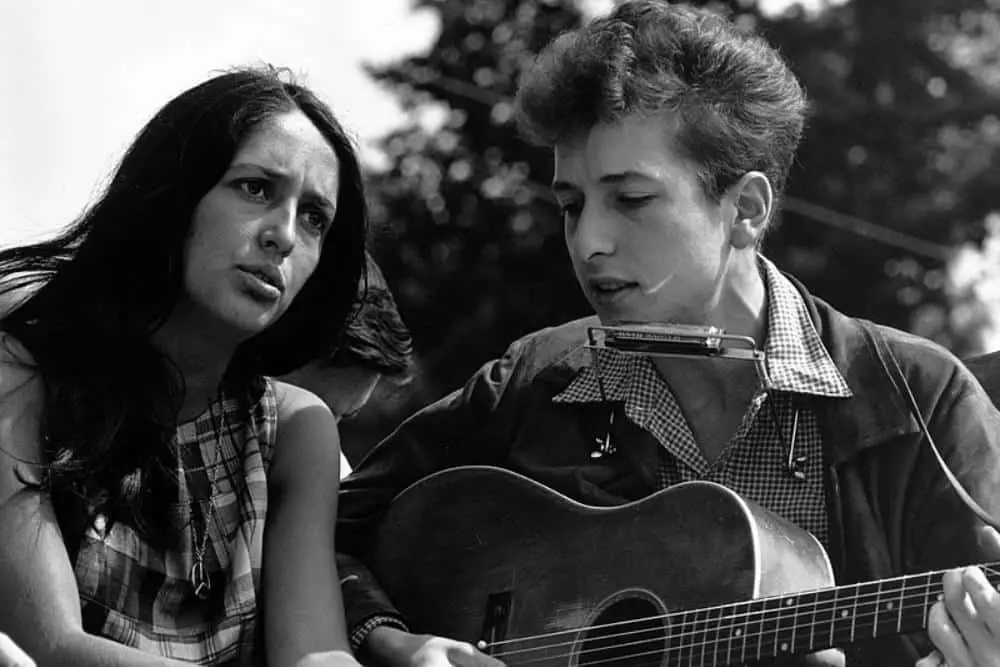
[0, 66, 365, 667]
[0, 632, 33, 667]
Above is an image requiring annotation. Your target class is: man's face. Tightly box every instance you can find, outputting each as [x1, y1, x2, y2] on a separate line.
[553, 113, 735, 325]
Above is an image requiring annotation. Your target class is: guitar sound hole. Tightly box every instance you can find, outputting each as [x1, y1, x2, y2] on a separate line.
[578, 597, 666, 667]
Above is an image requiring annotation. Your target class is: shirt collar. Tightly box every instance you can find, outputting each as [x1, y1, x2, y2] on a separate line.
[759, 256, 852, 397]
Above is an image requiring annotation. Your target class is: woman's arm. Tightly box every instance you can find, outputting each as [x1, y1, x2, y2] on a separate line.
[0, 337, 190, 667]
[266, 381, 360, 667]
[0, 631, 35, 667]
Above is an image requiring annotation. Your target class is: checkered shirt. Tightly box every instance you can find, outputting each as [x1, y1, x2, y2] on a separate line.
[554, 257, 852, 548]
[72, 377, 277, 665]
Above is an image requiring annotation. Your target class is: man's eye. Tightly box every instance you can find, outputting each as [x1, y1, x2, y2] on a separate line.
[559, 201, 582, 219]
[618, 194, 654, 209]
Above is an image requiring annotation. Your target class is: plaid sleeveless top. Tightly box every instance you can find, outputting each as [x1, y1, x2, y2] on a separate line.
[71, 376, 278, 665]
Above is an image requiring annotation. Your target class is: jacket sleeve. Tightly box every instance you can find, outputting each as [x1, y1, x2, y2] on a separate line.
[839, 335, 1000, 667]
[906, 352, 1000, 569]
[334, 337, 528, 637]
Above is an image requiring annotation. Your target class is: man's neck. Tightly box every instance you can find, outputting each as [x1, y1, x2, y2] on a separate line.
[648, 253, 770, 459]
[704, 252, 769, 346]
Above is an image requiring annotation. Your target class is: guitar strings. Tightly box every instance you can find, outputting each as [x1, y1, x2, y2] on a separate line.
[489, 590, 947, 661]
[487, 562, 1000, 648]
[487, 580, 937, 651]
[489, 585, 933, 654]
[489, 599, 961, 666]
[490, 593, 946, 666]
[483, 564, 1000, 664]
[490, 595, 921, 664]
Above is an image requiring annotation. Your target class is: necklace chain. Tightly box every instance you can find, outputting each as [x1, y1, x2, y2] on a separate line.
[189, 391, 226, 601]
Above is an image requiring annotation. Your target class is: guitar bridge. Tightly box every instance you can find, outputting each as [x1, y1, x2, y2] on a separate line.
[476, 590, 512, 655]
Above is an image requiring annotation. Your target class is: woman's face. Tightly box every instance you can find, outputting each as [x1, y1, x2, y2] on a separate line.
[176, 109, 341, 340]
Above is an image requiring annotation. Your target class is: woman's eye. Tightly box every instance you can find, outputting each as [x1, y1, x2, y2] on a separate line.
[302, 209, 331, 235]
[238, 179, 271, 200]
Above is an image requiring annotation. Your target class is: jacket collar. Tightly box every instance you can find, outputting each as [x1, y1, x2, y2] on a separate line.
[787, 273, 920, 464]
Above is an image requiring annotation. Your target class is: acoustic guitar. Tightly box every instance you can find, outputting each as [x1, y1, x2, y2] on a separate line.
[370, 466, 993, 666]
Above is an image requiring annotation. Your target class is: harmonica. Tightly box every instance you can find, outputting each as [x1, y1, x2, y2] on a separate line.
[587, 322, 757, 357]
[586, 322, 770, 385]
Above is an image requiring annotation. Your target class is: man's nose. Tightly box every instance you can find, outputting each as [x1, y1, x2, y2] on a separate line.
[572, 204, 614, 260]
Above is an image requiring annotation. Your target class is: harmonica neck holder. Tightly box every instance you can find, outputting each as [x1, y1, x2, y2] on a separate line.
[581, 323, 814, 479]
[585, 323, 771, 388]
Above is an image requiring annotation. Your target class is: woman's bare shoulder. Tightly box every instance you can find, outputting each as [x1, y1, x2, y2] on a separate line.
[272, 379, 331, 417]
[0, 332, 45, 496]
[0, 332, 41, 403]
[268, 380, 342, 489]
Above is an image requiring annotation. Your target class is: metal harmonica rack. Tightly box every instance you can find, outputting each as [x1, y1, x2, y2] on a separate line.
[585, 322, 770, 386]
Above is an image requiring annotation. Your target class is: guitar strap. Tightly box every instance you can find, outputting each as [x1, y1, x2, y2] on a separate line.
[860, 319, 1000, 530]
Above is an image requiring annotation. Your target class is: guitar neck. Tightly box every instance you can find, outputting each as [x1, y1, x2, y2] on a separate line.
[672, 563, 1000, 664]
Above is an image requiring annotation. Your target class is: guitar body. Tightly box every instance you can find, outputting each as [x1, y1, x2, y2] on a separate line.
[371, 466, 837, 666]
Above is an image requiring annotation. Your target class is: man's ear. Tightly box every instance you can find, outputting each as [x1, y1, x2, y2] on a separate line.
[728, 171, 773, 250]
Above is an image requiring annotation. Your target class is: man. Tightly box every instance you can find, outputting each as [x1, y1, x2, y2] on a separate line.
[281, 254, 414, 475]
[336, 2, 1000, 666]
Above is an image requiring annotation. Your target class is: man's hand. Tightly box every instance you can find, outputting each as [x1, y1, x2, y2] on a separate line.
[918, 566, 1000, 667]
[365, 626, 504, 666]
[0, 633, 34, 667]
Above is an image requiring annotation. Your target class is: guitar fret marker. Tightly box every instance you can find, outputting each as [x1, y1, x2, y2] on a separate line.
[785, 599, 795, 606]
[780, 642, 789, 652]
[840, 610, 849, 618]
[734, 629, 742, 637]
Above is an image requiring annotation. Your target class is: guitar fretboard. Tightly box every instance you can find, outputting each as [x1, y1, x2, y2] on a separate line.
[665, 564, 1000, 664]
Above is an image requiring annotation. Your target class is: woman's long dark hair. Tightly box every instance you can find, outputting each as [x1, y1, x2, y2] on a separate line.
[0, 65, 368, 547]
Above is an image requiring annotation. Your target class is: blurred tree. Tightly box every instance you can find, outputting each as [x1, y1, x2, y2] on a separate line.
[762, 0, 1000, 352]
[363, 0, 589, 399]
[343, 0, 1000, 455]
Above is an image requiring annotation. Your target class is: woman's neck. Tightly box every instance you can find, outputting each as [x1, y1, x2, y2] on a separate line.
[151, 318, 239, 422]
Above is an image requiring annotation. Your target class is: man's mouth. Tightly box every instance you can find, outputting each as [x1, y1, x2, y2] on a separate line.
[589, 279, 638, 296]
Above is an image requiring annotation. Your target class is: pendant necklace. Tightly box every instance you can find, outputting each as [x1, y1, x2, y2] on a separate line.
[189, 393, 226, 601]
